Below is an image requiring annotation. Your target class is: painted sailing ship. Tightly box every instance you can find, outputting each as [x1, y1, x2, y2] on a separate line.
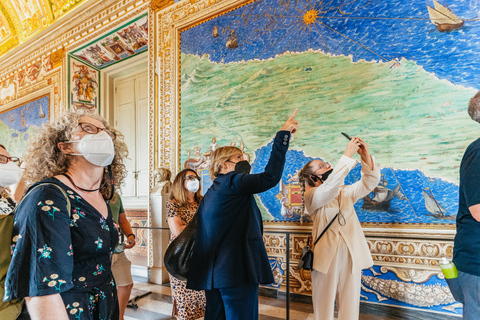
[422, 188, 447, 217]
[38, 105, 45, 119]
[20, 109, 26, 127]
[226, 31, 238, 49]
[212, 25, 219, 37]
[362, 176, 406, 211]
[427, 0, 464, 32]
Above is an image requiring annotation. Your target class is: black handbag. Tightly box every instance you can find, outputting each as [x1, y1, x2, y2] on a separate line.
[298, 213, 338, 271]
[164, 212, 198, 281]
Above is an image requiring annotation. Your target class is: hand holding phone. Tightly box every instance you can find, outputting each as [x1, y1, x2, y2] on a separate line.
[341, 132, 352, 140]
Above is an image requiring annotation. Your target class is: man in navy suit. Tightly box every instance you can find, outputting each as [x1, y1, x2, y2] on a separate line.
[187, 110, 299, 320]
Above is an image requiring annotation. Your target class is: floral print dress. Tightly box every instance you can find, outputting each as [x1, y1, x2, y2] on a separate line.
[166, 199, 206, 320]
[3, 178, 119, 320]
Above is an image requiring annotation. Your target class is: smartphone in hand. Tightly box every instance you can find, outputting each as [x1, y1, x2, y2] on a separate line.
[341, 132, 352, 140]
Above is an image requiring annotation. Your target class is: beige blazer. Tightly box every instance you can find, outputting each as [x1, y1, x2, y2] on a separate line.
[305, 155, 380, 274]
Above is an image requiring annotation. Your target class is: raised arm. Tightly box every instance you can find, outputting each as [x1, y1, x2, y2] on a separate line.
[232, 109, 298, 194]
[343, 138, 380, 202]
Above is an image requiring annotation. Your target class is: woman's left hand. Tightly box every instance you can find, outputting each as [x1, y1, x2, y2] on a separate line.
[356, 138, 369, 158]
[123, 234, 136, 249]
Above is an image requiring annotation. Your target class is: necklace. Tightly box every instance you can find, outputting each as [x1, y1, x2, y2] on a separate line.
[62, 173, 104, 193]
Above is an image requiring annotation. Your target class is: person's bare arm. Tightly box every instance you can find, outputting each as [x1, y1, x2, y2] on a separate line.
[25, 294, 69, 320]
[469, 204, 480, 222]
[118, 212, 136, 249]
[167, 216, 185, 237]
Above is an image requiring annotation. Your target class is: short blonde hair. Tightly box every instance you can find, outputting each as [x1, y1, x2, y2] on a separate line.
[209, 146, 242, 180]
[23, 111, 128, 199]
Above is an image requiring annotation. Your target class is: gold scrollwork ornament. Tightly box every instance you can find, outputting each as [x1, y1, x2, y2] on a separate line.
[151, 0, 175, 11]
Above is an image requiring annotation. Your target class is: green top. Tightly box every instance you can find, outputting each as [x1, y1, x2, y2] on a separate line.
[109, 193, 125, 224]
[0, 195, 23, 319]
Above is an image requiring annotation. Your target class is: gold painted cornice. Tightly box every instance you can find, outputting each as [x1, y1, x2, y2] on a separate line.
[51, 47, 65, 68]
[151, 0, 175, 11]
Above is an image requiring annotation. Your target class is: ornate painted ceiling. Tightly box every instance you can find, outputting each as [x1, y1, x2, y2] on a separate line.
[0, 0, 89, 56]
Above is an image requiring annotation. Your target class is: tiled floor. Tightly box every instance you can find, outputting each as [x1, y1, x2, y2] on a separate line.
[125, 276, 461, 320]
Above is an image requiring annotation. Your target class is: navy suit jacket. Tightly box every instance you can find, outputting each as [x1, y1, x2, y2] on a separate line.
[186, 131, 290, 290]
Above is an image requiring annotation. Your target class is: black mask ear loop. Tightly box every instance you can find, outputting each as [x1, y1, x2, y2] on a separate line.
[107, 165, 114, 201]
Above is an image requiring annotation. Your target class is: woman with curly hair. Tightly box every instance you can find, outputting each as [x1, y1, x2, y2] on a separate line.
[166, 169, 206, 319]
[3, 112, 128, 320]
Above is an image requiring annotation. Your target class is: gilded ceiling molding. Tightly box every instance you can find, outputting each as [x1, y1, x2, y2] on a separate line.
[151, 0, 175, 12]
[50, 47, 66, 68]
[0, 0, 149, 78]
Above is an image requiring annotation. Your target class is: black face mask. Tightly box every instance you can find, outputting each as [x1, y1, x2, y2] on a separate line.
[234, 160, 251, 174]
[319, 168, 333, 182]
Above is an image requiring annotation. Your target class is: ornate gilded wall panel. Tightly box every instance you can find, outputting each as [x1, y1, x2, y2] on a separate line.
[155, 0, 467, 315]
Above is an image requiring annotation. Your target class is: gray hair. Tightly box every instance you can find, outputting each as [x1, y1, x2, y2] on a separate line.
[468, 91, 480, 123]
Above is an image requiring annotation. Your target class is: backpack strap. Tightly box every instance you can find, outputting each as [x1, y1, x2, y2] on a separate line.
[19, 182, 71, 218]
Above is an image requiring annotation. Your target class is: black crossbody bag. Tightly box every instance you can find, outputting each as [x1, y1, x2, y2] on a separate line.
[298, 213, 339, 271]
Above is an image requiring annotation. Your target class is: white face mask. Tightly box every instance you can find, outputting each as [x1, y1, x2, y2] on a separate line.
[69, 131, 115, 167]
[186, 179, 199, 193]
[0, 162, 21, 188]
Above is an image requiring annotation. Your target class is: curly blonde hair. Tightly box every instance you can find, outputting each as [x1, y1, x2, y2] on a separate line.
[209, 146, 242, 181]
[23, 111, 128, 199]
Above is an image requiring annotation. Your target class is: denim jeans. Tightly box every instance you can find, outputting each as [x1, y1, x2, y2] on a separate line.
[457, 271, 480, 320]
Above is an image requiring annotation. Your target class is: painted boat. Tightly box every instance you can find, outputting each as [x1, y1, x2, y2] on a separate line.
[226, 31, 238, 49]
[427, 0, 464, 32]
[362, 177, 406, 211]
[422, 188, 446, 216]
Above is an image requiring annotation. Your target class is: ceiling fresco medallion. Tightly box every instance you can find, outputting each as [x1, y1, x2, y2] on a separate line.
[0, 0, 88, 57]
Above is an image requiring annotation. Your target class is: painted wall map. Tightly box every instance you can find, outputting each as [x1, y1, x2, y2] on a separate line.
[180, 0, 480, 227]
[71, 13, 148, 69]
[0, 94, 49, 157]
[69, 57, 99, 112]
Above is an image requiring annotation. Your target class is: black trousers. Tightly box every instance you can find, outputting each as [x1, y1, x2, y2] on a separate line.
[204, 283, 259, 320]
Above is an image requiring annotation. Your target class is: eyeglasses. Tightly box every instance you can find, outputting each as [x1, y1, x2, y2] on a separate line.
[314, 162, 330, 172]
[183, 175, 199, 182]
[0, 155, 21, 165]
[76, 122, 117, 140]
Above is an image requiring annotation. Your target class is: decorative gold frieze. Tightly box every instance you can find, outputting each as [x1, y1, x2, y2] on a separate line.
[151, 0, 175, 11]
[51, 48, 65, 68]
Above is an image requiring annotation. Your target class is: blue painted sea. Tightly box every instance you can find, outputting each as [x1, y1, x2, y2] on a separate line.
[182, 0, 480, 89]
[253, 140, 458, 223]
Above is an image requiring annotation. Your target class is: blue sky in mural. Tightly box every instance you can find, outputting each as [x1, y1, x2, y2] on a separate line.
[181, 0, 480, 89]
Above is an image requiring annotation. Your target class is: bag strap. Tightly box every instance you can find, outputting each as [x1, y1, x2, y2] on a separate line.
[313, 213, 338, 246]
[18, 182, 72, 217]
